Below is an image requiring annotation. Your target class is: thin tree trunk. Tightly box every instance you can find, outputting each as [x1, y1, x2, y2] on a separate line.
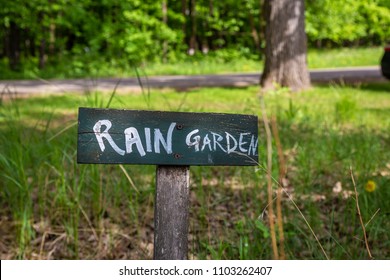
[259, 0, 266, 57]
[182, 0, 187, 34]
[261, 0, 310, 91]
[49, 21, 56, 56]
[38, 12, 47, 70]
[188, 0, 197, 55]
[4, 29, 10, 62]
[201, 8, 209, 54]
[162, 0, 168, 63]
[9, 22, 21, 71]
[248, 12, 261, 52]
[23, 29, 36, 58]
[207, 0, 214, 50]
[39, 38, 46, 69]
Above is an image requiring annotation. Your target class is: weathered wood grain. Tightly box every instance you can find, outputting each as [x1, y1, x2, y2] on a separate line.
[77, 107, 259, 166]
[154, 166, 190, 260]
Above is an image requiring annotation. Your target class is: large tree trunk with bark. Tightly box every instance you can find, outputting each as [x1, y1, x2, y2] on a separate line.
[261, 0, 310, 91]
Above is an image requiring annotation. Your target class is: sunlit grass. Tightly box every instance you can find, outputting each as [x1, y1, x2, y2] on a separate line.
[9, 83, 390, 131]
[307, 47, 383, 69]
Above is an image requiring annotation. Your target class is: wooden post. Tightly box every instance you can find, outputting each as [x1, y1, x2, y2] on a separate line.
[154, 166, 190, 260]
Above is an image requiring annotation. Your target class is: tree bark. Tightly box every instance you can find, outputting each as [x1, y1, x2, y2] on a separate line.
[261, 0, 310, 91]
[188, 0, 197, 55]
[182, 0, 187, 36]
[162, 0, 168, 63]
[248, 12, 261, 52]
[8, 22, 21, 71]
[38, 12, 49, 69]
[49, 21, 56, 56]
[39, 35, 47, 69]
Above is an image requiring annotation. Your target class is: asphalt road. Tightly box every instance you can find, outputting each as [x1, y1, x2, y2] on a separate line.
[0, 66, 387, 95]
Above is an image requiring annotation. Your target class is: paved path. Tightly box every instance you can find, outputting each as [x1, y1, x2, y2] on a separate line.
[0, 67, 386, 95]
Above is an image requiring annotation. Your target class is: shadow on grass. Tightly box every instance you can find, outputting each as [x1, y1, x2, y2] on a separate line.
[356, 82, 390, 93]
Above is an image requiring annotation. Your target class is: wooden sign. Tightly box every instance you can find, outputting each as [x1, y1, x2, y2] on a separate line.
[77, 107, 259, 260]
[77, 108, 258, 166]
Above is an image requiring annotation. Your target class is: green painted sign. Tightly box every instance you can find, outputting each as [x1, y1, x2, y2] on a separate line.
[77, 108, 258, 166]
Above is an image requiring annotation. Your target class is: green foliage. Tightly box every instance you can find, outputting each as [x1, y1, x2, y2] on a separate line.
[1, 0, 388, 75]
[358, 1, 390, 43]
[306, 0, 390, 46]
[255, 220, 270, 239]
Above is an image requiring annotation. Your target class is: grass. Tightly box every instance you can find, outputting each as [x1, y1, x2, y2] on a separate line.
[0, 46, 383, 80]
[0, 82, 389, 259]
[307, 47, 383, 69]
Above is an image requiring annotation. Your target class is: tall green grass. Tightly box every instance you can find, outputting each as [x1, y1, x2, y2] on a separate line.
[0, 82, 389, 259]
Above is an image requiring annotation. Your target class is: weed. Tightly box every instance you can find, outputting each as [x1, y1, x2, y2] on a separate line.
[335, 96, 358, 123]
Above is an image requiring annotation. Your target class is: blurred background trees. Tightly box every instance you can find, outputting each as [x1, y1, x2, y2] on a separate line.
[1, 0, 389, 72]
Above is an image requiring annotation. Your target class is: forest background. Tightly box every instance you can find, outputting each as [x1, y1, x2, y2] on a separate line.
[1, 0, 389, 79]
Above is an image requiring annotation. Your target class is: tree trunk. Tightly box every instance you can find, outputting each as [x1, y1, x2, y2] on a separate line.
[36, 11, 48, 70]
[182, 0, 187, 36]
[8, 22, 21, 71]
[162, 0, 168, 63]
[49, 21, 56, 56]
[261, 0, 310, 91]
[188, 0, 197, 55]
[201, 12, 209, 54]
[248, 12, 261, 52]
[39, 37, 47, 69]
